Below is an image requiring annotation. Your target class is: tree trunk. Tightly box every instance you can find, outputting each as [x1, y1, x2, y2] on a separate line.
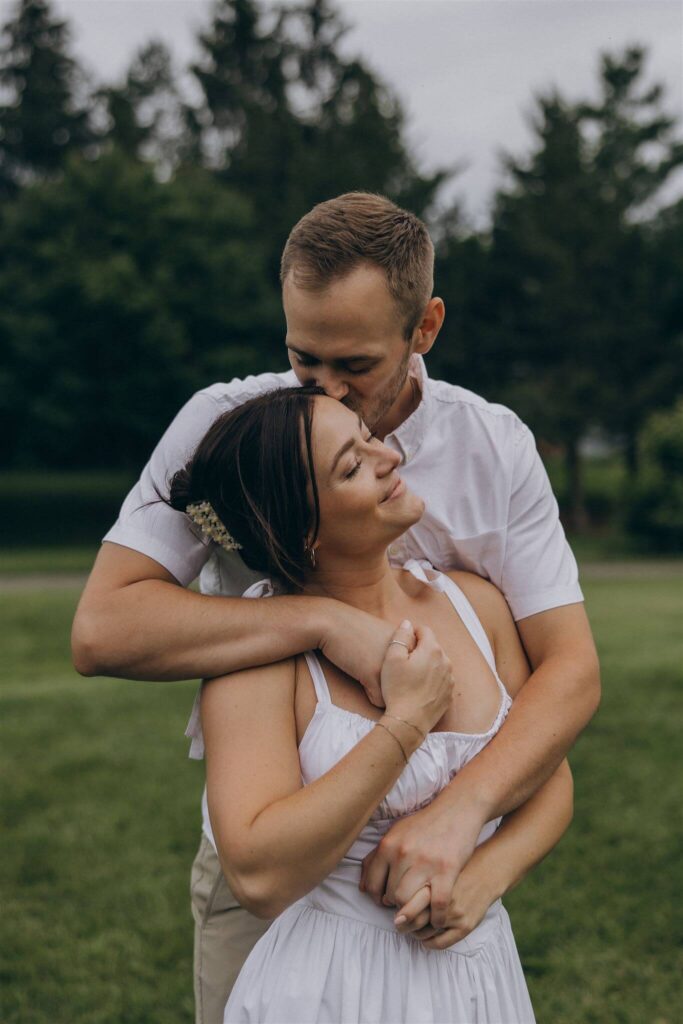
[565, 438, 588, 532]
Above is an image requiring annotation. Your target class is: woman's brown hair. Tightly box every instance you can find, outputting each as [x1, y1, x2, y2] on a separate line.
[169, 386, 325, 591]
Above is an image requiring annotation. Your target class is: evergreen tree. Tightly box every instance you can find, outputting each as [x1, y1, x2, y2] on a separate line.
[578, 47, 683, 474]
[95, 41, 194, 174]
[0, 0, 92, 196]
[491, 95, 602, 529]
[189, 0, 448, 273]
[0, 150, 276, 468]
[488, 48, 683, 527]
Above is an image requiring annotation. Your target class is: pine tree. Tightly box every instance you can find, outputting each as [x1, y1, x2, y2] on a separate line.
[0, 0, 92, 196]
[189, 0, 449, 272]
[578, 47, 683, 475]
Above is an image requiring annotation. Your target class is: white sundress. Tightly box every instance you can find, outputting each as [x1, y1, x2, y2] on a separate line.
[223, 559, 536, 1024]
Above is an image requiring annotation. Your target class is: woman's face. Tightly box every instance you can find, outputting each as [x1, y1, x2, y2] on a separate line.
[309, 396, 424, 560]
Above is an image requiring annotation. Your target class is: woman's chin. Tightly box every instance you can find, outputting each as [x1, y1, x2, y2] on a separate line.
[387, 492, 424, 535]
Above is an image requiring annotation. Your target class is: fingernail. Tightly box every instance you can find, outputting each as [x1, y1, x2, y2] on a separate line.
[400, 619, 412, 630]
[394, 915, 407, 925]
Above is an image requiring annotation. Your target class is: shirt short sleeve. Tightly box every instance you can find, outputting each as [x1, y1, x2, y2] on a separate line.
[501, 419, 583, 621]
[103, 390, 223, 586]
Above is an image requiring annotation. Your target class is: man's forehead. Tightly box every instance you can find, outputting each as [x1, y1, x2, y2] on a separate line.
[283, 267, 401, 337]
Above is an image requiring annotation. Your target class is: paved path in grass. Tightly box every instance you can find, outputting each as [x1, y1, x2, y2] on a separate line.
[0, 561, 680, 593]
[0, 572, 89, 592]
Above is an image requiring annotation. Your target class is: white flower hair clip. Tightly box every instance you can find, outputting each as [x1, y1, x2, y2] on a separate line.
[185, 500, 243, 552]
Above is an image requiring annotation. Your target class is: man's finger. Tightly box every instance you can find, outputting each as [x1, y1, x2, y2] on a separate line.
[385, 862, 428, 909]
[421, 927, 463, 950]
[412, 924, 441, 940]
[393, 884, 431, 929]
[361, 847, 391, 905]
[359, 848, 376, 892]
[428, 875, 454, 930]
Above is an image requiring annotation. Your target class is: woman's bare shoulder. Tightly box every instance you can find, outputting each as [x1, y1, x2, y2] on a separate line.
[444, 570, 511, 637]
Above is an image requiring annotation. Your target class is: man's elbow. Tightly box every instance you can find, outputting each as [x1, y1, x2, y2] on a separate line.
[71, 607, 117, 677]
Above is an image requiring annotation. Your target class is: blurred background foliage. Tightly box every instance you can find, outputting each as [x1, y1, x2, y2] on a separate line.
[0, 0, 682, 549]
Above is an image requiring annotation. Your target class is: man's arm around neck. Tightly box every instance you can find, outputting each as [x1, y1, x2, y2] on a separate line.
[71, 542, 390, 704]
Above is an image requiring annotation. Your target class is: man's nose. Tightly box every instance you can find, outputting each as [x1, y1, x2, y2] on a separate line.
[315, 369, 349, 401]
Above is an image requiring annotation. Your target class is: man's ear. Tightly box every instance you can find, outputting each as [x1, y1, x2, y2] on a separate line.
[413, 297, 445, 357]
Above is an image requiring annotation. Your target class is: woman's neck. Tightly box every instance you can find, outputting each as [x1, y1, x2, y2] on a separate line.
[303, 552, 407, 618]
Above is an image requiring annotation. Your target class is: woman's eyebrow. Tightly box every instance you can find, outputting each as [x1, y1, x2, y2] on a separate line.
[329, 414, 363, 474]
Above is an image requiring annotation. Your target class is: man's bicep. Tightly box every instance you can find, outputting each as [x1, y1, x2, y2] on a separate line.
[82, 542, 180, 597]
[516, 603, 597, 671]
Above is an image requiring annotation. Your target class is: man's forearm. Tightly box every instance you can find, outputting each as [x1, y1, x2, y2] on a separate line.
[73, 579, 335, 680]
[442, 650, 599, 822]
[468, 759, 574, 901]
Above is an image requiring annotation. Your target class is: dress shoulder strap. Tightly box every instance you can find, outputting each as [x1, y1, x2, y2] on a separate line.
[438, 574, 497, 675]
[402, 558, 497, 675]
[303, 651, 332, 705]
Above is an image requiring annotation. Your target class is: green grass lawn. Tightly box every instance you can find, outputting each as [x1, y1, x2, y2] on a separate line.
[1, 575, 682, 1023]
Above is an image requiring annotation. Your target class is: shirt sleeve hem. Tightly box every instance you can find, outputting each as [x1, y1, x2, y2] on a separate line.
[507, 583, 584, 622]
[102, 524, 207, 587]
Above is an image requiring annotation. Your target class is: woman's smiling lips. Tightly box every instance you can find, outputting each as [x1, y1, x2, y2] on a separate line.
[381, 476, 405, 503]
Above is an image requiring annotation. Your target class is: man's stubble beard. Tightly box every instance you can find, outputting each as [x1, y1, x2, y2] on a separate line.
[343, 344, 413, 433]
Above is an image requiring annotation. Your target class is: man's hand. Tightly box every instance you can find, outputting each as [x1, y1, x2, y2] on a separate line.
[391, 846, 500, 949]
[319, 603, 397, 706]
[358, 793, 487, 928]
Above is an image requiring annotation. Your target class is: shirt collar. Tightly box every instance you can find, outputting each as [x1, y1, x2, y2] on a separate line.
[387, 354, 433, 462]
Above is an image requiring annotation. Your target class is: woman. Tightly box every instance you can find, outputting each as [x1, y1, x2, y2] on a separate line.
[172, 386, 572, 1023]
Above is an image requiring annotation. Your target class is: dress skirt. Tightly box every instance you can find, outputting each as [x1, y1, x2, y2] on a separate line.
[224, 858, 535, 1024]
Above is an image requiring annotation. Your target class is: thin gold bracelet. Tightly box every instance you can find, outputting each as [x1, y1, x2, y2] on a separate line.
[375, 721, 409, 765]
[383, 713, 426, 743]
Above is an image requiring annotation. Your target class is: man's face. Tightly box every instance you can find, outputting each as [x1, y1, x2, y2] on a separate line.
[283, 264, 416, 437]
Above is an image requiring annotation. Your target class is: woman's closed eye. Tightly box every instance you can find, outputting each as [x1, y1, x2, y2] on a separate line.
[344, 434, 377, 479]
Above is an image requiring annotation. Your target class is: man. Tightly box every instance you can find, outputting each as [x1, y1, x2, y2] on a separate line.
[72, 192, 600, 1024]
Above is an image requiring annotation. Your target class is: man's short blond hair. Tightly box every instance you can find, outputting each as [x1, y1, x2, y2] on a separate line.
[280, 192, 434, 340]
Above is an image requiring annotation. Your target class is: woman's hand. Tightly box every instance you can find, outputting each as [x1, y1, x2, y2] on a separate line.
[380, 620, 454, 737]
[392, 849, 500, 949]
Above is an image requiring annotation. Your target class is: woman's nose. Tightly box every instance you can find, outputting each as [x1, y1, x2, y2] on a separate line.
[375, 442, 401, 473]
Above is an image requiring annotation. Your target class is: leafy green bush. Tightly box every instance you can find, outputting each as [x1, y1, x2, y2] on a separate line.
[625, 400, 683, 551]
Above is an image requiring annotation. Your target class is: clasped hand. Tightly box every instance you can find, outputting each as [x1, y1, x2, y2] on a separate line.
[359, 802, 493, 949]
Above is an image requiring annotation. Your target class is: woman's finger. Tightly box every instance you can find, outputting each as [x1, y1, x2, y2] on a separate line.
[393, 884, 432, 930]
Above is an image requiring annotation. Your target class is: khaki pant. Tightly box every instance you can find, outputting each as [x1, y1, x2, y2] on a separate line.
[190, 833, 270, 1024]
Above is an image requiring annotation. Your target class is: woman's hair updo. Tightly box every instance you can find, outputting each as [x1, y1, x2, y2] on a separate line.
[168, 386, 325, 591]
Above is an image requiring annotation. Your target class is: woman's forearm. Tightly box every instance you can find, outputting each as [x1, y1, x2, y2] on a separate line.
[468, 758, 574, 901]
[211, 718, 421, 919]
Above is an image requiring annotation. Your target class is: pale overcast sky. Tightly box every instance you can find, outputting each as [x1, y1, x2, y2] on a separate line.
[3, 0, 682, 224]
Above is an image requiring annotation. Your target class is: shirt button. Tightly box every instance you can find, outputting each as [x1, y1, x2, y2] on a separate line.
[389, 545, 398, 557]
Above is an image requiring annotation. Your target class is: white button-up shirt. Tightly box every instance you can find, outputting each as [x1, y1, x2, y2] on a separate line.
[105, 356, 582, 620]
